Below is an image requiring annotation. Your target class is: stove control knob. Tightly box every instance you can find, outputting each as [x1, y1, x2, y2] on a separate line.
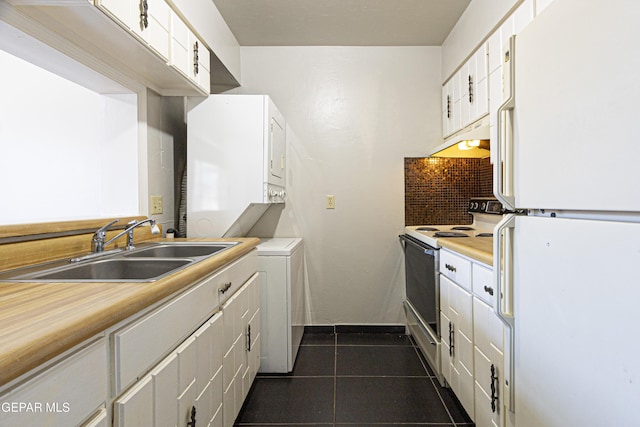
[481, 201, 487, 211]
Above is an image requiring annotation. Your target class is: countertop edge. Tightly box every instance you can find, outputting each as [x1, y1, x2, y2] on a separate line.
[437, 238, 493, 266]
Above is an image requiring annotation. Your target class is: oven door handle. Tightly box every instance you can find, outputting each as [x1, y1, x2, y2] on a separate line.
[399, 234, 436, 255]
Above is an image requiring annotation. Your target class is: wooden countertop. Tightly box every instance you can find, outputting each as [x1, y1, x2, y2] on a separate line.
[437, 236, 493, 266]
[0, 237, 260, 387]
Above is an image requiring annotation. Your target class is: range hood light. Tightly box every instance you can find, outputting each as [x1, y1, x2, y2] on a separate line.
[427, 116, 491, 158]
[458, 140, 481, 150]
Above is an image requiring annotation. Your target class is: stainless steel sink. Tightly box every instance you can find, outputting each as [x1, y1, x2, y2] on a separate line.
[124, 242, 235, 259]
[0, 241, 239, 283]
[13, 259, 193, 282]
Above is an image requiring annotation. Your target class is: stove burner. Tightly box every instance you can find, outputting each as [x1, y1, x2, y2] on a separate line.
[433, 231, 469, 238]
[417, 227, 440, 232]
[451, 226, 475, 231]
[476, 232, 493, 237]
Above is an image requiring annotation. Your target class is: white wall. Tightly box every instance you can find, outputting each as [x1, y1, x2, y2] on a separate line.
[240, 46, 441, 325]
[0, 49, 138, 225]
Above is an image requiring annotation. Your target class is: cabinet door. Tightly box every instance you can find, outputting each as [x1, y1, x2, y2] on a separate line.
[441, 274, 474, 419]
[170, 10, 190, 77]
[177, 336, 198, 427]
[473, 297, 505, 427]
[132, 0, 171, 60]
[188, 32, 210, 92]
[0, 338, 107, 427]
[114, 376, 154, 427]
[80, 407, 108, 427]
[151, 353, 178, 427]
[472, 44, 489, 122]
[96, 0, 135, 30]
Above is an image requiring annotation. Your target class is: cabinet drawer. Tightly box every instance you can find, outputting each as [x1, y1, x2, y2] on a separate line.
[472, 263, 495, 306]
[0, 338, 107, 427]
[114, 252, 256, 393]
[440, 250, 472, 290]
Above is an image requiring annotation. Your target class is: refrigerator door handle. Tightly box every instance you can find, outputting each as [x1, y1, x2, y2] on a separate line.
[494, 35, 516, 211]
[494, 213, 516, 412]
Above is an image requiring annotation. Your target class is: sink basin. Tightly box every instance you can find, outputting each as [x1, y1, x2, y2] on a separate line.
[20, 259, 192, 282]
[0, 241, 239, 283]
[125, 243, 235, 259]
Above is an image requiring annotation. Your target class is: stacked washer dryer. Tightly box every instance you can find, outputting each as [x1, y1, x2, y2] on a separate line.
[257, 238, 305, 373]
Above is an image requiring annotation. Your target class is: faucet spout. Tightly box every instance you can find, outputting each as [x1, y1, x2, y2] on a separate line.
[91, 219, 120, 253]
[92, 218, 160, 253]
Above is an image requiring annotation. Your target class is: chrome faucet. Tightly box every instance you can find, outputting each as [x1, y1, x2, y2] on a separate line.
[92, 218, 160, 253]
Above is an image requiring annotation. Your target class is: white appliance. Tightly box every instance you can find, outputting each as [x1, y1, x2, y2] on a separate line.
[187, 94, 286, 237]
[493, 0, 640, 425]
[256, 238, 305, 373]
[402, 198, 503, 387]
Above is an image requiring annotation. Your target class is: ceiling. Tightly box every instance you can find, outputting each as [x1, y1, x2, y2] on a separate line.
[211, 0, 471, 46]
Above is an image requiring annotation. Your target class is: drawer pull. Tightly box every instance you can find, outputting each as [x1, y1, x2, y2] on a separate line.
[246, 324, 252, 352]
[491, 364, 498, 413]
[187, 405, 196, 427]
[448, 321, 455, 358]
[484, 285, 494, 296]
[218, 282, 232, 294]
[445, 263, 457, 272]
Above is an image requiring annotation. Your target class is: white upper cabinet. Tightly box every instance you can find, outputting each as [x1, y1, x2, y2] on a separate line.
[442, 44, 489, 138]
[2, 0, 211, 95]
[98, 0, 171, 61]
[461, 44, 489, 128]
[133, 0, 171, 61]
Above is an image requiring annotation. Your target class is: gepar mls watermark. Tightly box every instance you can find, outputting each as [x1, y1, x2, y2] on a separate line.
[1, 401, 70, 413]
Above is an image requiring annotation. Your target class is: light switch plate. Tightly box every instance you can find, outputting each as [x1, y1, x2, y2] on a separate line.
[150, 196, 163, 214]
[326, 195, 335, 209]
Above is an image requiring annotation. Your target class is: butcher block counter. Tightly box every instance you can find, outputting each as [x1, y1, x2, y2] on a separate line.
[436, 235, 493, 266]
[0, 217, 259, 388]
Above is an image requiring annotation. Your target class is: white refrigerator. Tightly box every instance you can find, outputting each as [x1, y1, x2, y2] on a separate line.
[492, 0, 640, 426]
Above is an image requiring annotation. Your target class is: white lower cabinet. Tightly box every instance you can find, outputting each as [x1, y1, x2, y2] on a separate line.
[439, 249, 505, 427]
[440, 274, 474, 418]
[222, 273, 260, 427]
[0, 337, 107, 427]
[473, 264, 505, 427]
[113, 251, 259, 427]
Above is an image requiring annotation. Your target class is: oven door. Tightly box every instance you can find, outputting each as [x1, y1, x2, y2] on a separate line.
[401, 234, 443, 384]
[401, 235, 440, 337]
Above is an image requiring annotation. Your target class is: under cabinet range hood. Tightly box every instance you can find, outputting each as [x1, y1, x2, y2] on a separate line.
[428, 116, 490, 158]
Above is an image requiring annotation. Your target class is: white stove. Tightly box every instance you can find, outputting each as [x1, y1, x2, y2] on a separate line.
[404, 198, 504, 248]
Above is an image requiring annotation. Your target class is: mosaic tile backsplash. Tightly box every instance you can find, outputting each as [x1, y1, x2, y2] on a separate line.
[404, 157, 494, 226]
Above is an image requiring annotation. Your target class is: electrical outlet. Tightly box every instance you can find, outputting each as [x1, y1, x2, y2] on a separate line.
[326, 195, 335, 209]
[150, 196, 163, 215]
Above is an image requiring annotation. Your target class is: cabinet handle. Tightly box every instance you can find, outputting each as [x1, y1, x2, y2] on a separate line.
[218, 282, 232, 294]
[468, 74, 473, 103]
[491, 364, 498, 413]
[445, 263, 457, 272]
[484, 285, 494, 296]
[193, 41, 199, 76]
[448, 321, 455, 358]
[246, 324, 252, 352]
[187, 405, 196, 427]
[447, 95, 451, 119]
[139, 0, 149, 29]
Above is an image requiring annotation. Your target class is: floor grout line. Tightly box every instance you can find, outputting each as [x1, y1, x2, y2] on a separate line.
[239, 332, 473, 427]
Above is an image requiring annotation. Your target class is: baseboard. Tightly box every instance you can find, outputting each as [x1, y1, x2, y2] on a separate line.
[304, 325, 405, 334]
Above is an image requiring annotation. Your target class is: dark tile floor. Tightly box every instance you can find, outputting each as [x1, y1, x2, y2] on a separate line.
[235, 327, 474, 426]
